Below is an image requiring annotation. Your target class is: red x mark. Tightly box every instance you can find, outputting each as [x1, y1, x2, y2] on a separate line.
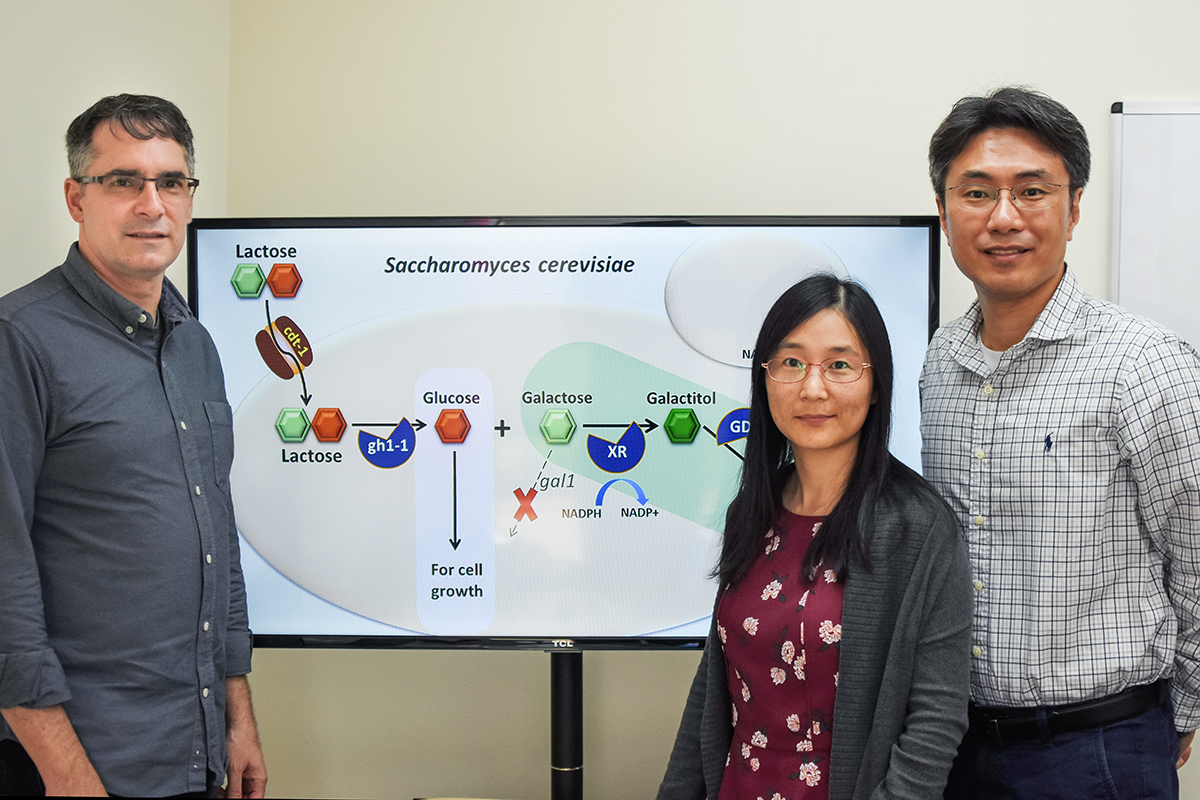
[513, 487, 538, 521]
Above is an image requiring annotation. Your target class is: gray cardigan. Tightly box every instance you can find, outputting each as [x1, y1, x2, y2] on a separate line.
[658, 464, 972, 800]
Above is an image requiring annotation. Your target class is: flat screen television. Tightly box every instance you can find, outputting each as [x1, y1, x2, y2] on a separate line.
[188, 216, 940, 649]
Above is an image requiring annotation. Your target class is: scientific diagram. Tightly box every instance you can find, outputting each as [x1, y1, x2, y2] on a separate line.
[194, 222, 933, 640]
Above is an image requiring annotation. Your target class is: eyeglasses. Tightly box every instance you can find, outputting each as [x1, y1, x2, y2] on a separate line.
[762, 356, 872, 384]
[945, 182, 1065, 211]
[76, 173, 199, 199]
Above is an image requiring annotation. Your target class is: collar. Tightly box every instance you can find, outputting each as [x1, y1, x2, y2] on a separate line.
[1020, 265, 1085, 344]
[59, 243, 192, 337]
[946, 265, 1083, 374]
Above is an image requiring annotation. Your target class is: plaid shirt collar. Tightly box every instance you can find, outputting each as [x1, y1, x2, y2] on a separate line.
[948, 264, 1082, 374]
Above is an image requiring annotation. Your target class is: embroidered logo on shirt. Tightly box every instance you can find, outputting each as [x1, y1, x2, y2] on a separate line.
[1044, 432, 1054, 452]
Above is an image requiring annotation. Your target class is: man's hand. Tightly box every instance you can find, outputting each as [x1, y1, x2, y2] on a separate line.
[0, 705, 107, 796]
[221, 676, 267, 798]
[1178, 730, 1195, 769]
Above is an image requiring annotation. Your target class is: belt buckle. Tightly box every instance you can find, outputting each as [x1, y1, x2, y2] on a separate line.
[987, 718, 1004, 746]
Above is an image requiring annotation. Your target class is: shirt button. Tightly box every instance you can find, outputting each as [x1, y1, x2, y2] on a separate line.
[206, 553, 212, 564]
[972, 646, 983, 657]
[973, 580, 984, 592]
[974, 515, 985, 526]
[138, 313, 147, 323]
[195, 485, 202, 496]
[180, 420, 187, 431]
[983, 385, 994, 395]
[124, 325, 134, 335]
[202, 687, 209, 698]
[203, 621, 210, 631]
[974, 449, 986, 459]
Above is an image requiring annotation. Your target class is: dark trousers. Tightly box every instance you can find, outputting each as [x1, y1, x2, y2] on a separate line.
[0, 738, 44, 796]
[945, 699, 1180, 799]
[0, 738, 218, 797]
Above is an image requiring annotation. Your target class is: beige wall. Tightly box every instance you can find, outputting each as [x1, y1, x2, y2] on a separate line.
[4, 1, 1200, 797]
[0, 0, 230, 292]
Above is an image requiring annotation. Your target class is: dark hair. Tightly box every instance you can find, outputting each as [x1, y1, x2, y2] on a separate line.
[928, 86, 1090, 199]
[65, 94, 195, 178]
[716, 273, 894, 588]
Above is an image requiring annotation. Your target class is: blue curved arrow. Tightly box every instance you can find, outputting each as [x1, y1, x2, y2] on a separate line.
[595, 478, 648, 507]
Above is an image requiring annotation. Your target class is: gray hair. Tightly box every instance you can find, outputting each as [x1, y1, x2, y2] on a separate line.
[66, 94, 195, 178]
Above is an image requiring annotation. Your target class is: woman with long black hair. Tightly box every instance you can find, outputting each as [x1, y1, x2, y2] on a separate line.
[658, 274, 971, 799]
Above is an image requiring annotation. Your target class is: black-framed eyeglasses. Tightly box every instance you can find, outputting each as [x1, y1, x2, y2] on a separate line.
[945, 182, 1065, 211]
[76, 173, 199, 199]
[762, 356, 872, 384]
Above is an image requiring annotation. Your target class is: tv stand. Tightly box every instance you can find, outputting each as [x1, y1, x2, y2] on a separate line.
[550, 650, 583, 800]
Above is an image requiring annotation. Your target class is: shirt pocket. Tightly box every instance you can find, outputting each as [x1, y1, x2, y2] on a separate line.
[204, 400, 235, 491]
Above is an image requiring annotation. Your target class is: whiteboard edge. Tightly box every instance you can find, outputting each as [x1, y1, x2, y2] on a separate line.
[1109, 105, 1123, 303]
[1117, 101, 1200, 115]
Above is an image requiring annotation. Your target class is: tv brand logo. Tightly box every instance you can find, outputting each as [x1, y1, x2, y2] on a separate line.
[553, 639, 575, 648]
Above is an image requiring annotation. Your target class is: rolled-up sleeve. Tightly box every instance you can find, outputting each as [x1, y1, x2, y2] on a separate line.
[0, 320, 70, 710]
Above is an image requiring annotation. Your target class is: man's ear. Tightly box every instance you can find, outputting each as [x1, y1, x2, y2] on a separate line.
[65, 178, 85, 223]
[935, 194, 950, 240]
[1066, 187, 1082, 241]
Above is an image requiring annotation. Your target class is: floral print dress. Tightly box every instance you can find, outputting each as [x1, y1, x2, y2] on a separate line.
[716, 512, 844, 800]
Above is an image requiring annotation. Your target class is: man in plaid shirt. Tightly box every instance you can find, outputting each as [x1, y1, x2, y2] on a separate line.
[921, 86, 1200, 798]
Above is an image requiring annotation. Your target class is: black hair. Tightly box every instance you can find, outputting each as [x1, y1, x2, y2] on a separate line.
[928, 86, 1090, 199]
[66, 94, 195, 178]
[715, 273, 894, 588]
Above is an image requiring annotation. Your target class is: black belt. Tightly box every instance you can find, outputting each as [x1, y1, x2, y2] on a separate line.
[968, 680, 1167, 745]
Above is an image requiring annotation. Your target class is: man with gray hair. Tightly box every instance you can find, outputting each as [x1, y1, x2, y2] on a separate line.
[0, 94, 266, 797]
[921, 85, 1200, 797]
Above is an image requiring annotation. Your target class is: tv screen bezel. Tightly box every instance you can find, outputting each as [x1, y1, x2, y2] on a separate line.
[187, 215, 941, 651]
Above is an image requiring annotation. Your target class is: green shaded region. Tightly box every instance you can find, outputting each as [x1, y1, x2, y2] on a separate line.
[521, 342, 743, 531]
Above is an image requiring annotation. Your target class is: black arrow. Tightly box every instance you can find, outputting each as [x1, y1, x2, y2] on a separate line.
[582, 419, 659, 433]
[264, 299, 311, 405]
[351, 419, 425, 429]
[449, 451, 461, 550]
[703, 425, 745, 461]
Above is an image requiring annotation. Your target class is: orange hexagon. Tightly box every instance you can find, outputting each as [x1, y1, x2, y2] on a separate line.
[435, 408, 471, 444]
[311, 407, 347, 442]
[267, 263, 302, 298]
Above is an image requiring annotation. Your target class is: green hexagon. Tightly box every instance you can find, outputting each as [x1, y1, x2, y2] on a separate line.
[275, 407, 310, 443]
[663, 407, 700, 444]
[539, 408, 576, 445]
[231, 263, 266, 298]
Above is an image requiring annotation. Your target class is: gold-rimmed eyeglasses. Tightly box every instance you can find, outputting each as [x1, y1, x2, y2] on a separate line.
[945, 182, 1065, 211]
[762, 356, 872, 384]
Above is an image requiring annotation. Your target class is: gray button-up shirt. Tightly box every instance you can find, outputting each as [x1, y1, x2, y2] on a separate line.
[0, 245, 252, 795]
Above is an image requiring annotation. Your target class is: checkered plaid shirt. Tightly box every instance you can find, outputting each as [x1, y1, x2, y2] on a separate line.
[920, 268, 1200, 733]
